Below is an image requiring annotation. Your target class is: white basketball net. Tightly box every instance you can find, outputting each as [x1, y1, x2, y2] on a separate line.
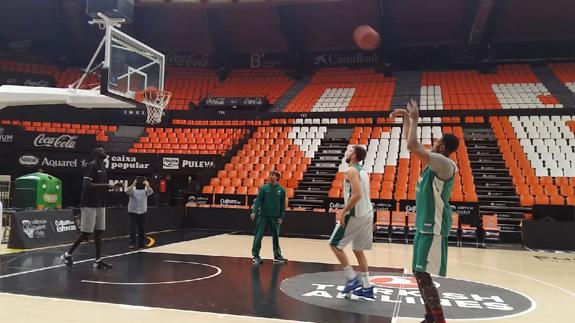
[142, 90, 171, 125]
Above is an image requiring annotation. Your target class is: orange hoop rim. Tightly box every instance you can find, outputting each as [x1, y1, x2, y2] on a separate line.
[135, 89, 172, 104]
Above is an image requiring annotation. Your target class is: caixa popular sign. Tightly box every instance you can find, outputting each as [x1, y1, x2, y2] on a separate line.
[104, 153, 155, 174]
[17, 132, 96, 152]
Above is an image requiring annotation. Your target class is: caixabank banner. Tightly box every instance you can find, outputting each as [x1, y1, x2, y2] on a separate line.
[307, 50, 381, 67]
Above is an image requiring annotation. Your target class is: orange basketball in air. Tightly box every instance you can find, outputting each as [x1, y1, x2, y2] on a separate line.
[353, 25, 381, 51]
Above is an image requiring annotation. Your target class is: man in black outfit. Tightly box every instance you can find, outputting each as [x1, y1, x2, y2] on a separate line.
[61, 147, 122, 269]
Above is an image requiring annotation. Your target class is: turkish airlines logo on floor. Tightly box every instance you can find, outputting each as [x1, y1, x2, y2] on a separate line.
[281, 271, 534, 320]
[370, 276, 425, 289]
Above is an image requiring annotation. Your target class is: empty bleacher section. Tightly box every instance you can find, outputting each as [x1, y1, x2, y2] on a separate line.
[4, 58, 575, 245]
[130, 127, 247, 155]
[290, 128, 350, 209]
[206, 69, 293, 104]
[390, 71, 421, 109]
[284, 68, 395, 112]
[464, 122, 525, 239]
[164, 68, 219, 110]
[492, 116, 575, 208]
[0, 119, 114, 141]
[550, 63, 575, 93]
[0, 60, 62, 81]
[420, 64, 561, 110]
[202, 126, 315, 199]
[333, 124, 477, 204]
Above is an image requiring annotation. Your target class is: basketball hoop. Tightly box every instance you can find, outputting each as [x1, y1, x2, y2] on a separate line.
[135, 88, 171, 125]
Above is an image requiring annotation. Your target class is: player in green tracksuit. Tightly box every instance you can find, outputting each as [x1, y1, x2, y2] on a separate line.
[391, 99, 459, 323]
[251, 171, 287, 264]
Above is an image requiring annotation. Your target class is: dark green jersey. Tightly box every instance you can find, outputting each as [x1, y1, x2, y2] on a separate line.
[415, 153, 457, 236]
[252, 183, 286, 219]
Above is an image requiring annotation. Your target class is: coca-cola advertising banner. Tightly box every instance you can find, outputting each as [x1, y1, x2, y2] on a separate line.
[0, 72, 55, 87]
[202, 97, 267, 107]
[307, 50, 381, 67]
[17, 132, 97, 152]
[17, 152, 90, 172]
[166, 52, 210, 68]
[104, 153, 156, 174]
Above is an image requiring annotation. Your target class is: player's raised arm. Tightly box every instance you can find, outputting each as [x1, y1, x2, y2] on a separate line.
[406, 99, 431, 164]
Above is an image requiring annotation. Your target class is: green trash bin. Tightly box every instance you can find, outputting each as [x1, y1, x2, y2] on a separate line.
[14, 172, 62, 210]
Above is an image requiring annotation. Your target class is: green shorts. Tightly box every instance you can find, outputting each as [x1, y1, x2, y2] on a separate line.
[412, 231, 448, 277]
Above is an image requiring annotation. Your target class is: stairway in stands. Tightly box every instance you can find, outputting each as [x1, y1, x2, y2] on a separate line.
[289, 128, 353, 209]
[463, 126, 527, 242]
[271, 74, 313, 112]
[102, 125, 144, 153]
[389, 71, 421, 108]
[532, 66, 575, 108]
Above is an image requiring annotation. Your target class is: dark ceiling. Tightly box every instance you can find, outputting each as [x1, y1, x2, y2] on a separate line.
[0, 0, 574, 67]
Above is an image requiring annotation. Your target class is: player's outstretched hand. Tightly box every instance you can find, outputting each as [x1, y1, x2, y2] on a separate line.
[390, 108, 409, 119]
[407, 99, 419, 120]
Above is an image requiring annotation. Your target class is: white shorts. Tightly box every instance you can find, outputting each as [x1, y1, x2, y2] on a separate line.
[80, 207, 106, 233]
[329, 214, 373, 251]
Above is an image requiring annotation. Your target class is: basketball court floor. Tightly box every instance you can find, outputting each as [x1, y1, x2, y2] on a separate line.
[0, 229, 573, 323]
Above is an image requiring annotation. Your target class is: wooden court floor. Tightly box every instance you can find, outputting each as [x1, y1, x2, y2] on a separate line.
[0, 231, 573, 323]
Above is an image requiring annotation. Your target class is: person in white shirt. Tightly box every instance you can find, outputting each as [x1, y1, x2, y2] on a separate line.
[126, 176, 153, 249]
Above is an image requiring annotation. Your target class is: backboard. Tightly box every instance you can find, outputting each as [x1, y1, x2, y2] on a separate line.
[102, 26, 165, 104]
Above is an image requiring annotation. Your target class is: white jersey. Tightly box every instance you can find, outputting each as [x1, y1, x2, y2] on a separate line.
[343, 164, 373, 218]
